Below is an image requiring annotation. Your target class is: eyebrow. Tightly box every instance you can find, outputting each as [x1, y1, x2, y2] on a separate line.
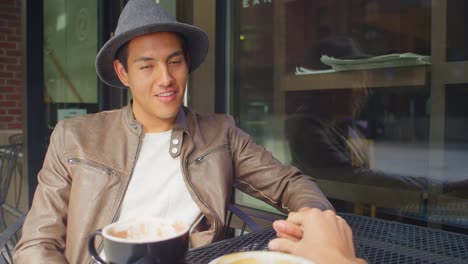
[133, 50, 185, 63]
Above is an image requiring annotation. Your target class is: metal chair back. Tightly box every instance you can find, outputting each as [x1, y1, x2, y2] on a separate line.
[225, 203, 284, 238]
[0, 212, 25, 264]
[0, 145, 21, 204]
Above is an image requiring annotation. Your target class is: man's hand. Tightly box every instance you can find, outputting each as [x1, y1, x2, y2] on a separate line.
[269, 209, 367, 264]
[272, 207, 312, 241]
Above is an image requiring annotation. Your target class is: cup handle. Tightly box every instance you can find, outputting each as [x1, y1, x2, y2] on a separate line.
[88, 229, 106, 264]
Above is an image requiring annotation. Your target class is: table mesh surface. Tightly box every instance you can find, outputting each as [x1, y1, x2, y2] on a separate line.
[345, 213, 468, 264]
[187, 228, 274, 264]
[186, 213, 468, 264]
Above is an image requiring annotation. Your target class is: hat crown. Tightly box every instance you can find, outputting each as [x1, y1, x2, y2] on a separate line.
[115, 0, 176, 36]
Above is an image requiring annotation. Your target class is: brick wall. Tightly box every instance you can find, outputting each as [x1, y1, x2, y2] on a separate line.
[0, 0, 23, 130]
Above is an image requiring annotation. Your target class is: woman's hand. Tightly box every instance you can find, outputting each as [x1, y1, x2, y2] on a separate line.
[269, 209, 367, 264]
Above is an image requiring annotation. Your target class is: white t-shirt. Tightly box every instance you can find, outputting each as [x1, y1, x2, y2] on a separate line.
[117, 130, 201, 227]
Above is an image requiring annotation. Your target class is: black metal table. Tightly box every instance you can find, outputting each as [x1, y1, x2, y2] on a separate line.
[186, 213, 468, 264]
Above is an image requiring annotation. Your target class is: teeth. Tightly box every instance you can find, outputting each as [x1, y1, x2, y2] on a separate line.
[158, 92, 175, 97]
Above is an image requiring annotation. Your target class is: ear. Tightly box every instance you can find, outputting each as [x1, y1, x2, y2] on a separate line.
[113, 59, 130, 86]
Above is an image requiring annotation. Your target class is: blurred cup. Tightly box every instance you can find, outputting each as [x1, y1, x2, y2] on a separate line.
[208, 251, 314, 264]
[88, 217, 189, 264]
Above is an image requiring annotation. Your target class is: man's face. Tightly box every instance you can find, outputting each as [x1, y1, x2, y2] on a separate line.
[114, 32, 188, 132]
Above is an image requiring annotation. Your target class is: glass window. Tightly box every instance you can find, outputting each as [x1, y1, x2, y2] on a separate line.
[44, 0, 99, 128]
[229, 0, 468, 233]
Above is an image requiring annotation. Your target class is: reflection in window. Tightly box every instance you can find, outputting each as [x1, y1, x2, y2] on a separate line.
[230, 0, 468, 233]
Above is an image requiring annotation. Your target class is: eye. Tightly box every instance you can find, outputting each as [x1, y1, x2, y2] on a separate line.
[140, 65, 153, 70]
[169, 60, 182, 65]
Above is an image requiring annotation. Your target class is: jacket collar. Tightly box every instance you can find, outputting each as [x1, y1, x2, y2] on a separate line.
[170, 107, 187, 158]
[123, 104, 143, 134]
[122, 103, 187, 158]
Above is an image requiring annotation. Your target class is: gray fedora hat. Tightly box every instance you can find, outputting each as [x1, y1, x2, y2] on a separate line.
[96, 0, 209, 88]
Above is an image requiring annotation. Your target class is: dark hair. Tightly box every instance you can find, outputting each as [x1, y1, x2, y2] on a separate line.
[116, 41, 130, 71]
[115, 32, 188, 72]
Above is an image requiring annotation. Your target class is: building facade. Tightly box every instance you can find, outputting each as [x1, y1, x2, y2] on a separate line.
[0, 0, 23, 132]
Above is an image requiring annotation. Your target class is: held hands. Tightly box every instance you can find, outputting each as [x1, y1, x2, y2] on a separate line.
[269, 208, 367, 264]
[271, 207, 311, 242]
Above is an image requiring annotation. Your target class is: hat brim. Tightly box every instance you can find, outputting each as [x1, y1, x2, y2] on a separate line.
[96, 22, 209, 88]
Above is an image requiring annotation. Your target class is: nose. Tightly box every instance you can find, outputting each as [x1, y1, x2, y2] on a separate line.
[156, 64, 174, 87]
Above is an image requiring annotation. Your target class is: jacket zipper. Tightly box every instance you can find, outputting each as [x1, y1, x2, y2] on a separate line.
[89, 134, 143, 263]
[110, 137, 142, 224]
[67, 158, 117, 176]
[67, 158, 119, 264]
[191, 144, 230, 165]
[184, 144, 230, 243]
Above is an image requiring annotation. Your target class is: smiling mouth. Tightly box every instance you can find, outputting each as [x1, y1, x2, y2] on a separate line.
[156, 91, 176, 97]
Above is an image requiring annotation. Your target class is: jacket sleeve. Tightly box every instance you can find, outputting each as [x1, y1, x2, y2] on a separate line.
[229, 120, 334, 213]
[14, 122, 70, 263]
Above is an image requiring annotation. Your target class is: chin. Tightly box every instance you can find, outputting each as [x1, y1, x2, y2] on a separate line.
[152, 104, 182, 119]
[156, 112, 178, 120]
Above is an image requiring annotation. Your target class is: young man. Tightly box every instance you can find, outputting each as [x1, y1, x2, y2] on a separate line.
[14, 0, 333, 263]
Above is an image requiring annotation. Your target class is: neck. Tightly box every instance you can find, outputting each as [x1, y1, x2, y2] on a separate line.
[131, 110, 176, 133]
[143, 122, 174, 133]
[129, 103, 179, 133]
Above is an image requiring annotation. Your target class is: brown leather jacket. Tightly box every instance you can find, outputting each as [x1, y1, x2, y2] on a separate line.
[14, 105, 333, 264]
